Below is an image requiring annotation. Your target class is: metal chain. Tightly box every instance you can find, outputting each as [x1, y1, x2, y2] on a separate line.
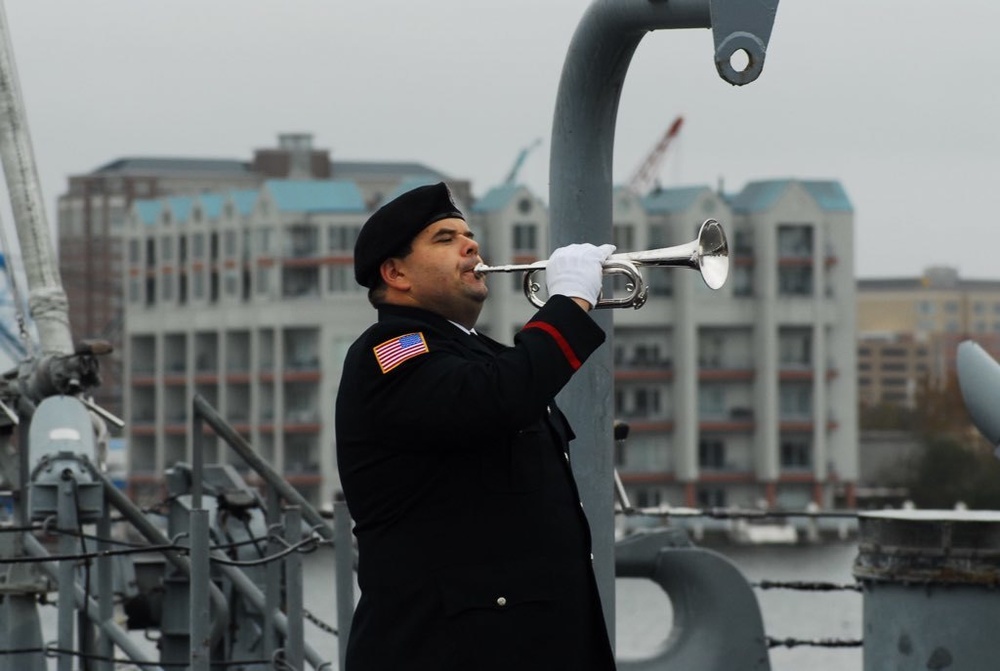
[753, 579, 862, 592]
[768, 636, 863, 649]
[303, 607, 339, 636]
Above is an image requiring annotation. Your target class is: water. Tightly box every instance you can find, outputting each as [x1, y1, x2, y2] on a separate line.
[34, 539, 862, 670]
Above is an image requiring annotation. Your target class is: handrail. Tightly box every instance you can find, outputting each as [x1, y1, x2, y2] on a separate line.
[191, 392, 353, 669]
[192, 394, 337, 545]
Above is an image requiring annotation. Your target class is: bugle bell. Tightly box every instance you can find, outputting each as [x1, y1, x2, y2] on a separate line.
[473, 218, 729, 310]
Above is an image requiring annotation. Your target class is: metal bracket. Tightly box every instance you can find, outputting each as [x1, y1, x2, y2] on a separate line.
[709, 0, 780, 85]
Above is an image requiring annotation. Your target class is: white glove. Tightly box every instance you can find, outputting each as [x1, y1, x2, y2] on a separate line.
[545, 243, 616, 307]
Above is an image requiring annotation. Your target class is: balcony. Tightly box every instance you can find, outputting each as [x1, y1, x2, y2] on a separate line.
[699, 407, 754, 432]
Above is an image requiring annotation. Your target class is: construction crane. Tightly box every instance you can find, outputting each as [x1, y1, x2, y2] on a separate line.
[504, 138, 543, 185]
[627, 115, 684, 195]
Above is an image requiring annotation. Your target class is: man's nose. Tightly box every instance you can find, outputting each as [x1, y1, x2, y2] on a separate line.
[464, 237, 480, 256]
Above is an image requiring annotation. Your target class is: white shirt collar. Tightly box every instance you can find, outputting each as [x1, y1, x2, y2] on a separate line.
[449, 320, 478, 336]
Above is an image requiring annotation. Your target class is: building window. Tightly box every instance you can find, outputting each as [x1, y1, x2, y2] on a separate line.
[286, 225, 317, 258]
[733, 266, 753, 297]
[917, 301, 934, 315]
[613, 224, 635, 251]
[633, 387, 661, 417]
[697, 487, 726, 508]
[328, 265, 362, 293]
[698, 439, 725, 469]
[128, 239, 140, 263]
[193, 272, 205, 299]
[282, 267, 320, 298]
[224, 270, 239, 296]
[192, 233, 205, 259]
[636, 488, 663, 508]
[648, 224, 668, 248]
[256, 267, 271, 295]
[256, 229, 271, 255]
[512, 224, 537, 254]
[779, 330, 812, 366]
[160, 236, 174, 262]
[777, 224, 813, 257]
[128, 278, 141, 303]
[328, 225, 361, 253]
[778, 267, 812, 296]
[698, 385, 725, 417]
[733, 228, 754, 255]
[224, 230, 238, 257]
[781, 440, 811, 469]
[160, 276, 173, 302]
[780, 383, 811, 418]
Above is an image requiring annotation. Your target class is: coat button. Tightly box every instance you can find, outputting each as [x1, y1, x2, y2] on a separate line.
[496, 597, 507, 607]
[563, 452, 570, 462]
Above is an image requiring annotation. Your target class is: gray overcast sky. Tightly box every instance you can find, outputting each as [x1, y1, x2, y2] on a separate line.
[3, 0, 998, 279]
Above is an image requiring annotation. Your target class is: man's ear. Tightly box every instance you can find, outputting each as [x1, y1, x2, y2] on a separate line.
[379, 257, 410, 291]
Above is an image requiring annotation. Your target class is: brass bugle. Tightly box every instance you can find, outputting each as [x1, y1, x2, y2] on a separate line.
[473, 218, 729, 310]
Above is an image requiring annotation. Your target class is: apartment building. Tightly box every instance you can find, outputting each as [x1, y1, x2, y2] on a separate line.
[122, 174, 858, 511]
[58, 133, 461, 420]
[612, 180, 858, 510]
[857, 266, 1000, 408]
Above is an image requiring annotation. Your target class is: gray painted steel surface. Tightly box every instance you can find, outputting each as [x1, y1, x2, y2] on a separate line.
[855, 510, 1000, 670]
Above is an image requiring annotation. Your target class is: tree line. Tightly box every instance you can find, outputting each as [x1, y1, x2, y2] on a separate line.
[860, 373, 1000, 509]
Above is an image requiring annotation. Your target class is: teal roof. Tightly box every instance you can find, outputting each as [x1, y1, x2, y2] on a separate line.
[472, 184, 520, 213]
[642, 186, 706, 213]
[196, 193, 225, 220]
[264, 180, 365, 213]
[135, 199, 162, 226]
[731, 179, 853, 213]
[166, 196, 193, 223]
[801, 181, 853, 212]
[230, 189, 258, 216]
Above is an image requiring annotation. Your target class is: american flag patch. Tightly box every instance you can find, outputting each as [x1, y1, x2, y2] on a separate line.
[373, 332, 429, 373]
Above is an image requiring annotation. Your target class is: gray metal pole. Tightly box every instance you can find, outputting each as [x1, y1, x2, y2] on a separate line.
[188, 509, 211, 671]
[263, 486, 281, 659]
[56, 474, 78, 671]
[549, 0, 712, 639]
[334, 498, 354, 670]
[283, 506, 305, 671]
[96, 498, 114, 671]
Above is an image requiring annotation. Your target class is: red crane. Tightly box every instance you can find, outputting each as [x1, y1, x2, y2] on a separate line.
[627, 115, 684, 195]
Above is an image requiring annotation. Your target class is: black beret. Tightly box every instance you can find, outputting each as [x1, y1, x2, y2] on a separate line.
[354, 182, 465, 288]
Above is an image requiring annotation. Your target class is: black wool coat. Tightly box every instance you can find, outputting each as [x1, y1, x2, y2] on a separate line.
[335, 296, 617, 671]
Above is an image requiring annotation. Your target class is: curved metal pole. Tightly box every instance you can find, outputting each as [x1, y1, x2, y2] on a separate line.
[549, 0, 777, 643]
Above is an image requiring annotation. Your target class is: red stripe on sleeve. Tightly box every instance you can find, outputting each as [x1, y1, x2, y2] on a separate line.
[523, 321, 582, 370]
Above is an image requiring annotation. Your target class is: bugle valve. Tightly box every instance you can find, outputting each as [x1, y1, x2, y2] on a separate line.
[473, 218, 729, 310]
